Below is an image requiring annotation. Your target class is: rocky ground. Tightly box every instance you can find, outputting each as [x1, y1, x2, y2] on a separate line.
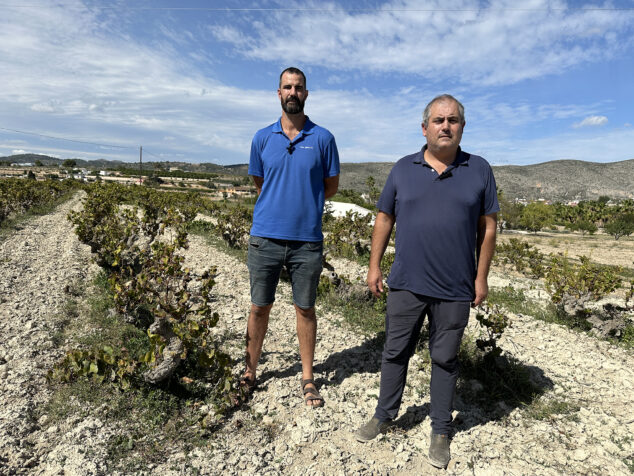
[0, 197, 633, 475]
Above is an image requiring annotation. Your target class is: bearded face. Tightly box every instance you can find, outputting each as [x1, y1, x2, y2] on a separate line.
[278, 72, 308, 116]
[281, 94, 305, 114]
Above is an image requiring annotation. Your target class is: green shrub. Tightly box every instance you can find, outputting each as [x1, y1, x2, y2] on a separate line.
[494, 238, 545, 278]
[519, 202, 554, 233]
[216, 205, 252, 249]
[323, 210, 373, 259]
[545, 254, 621, 314]
[475, 302, 511, 357]
[59, 184, 237, 415]
[604, 213, 634, 240]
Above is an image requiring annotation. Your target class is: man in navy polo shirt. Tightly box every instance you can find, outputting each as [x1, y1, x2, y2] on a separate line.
[354, 94, 498, 468]
[240, 67, 340, 408]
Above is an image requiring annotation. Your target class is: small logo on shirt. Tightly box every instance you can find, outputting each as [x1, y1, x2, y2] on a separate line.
[298, 146, 313, 149]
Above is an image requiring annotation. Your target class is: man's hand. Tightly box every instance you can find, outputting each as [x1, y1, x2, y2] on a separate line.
[472, 276, 488, 307]
[324, 174, 339, 199]
[473, 212, 496, 307]
[367, 266, 384, 298]
[367, 211, 395, 298]
[251, 175, 264, 195]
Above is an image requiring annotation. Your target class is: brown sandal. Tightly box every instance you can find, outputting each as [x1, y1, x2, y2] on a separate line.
[301, 378, 325, 408]
[238, 374, 256, 398]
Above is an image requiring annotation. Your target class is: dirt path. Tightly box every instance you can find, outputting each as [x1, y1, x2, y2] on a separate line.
[0, 195, 99, 474]
[0, 201, 632, 475]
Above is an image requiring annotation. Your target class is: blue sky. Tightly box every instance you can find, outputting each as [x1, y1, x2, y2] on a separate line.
[1, 0, 633, 166]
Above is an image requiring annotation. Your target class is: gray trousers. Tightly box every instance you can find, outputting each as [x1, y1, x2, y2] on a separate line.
[373, 289, 470, 435]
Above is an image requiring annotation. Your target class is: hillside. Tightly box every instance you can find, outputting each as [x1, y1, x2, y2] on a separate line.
[0, 154, 243, 176]
[338, 159, 634, 202]
[4, 154, 634, 201]
[493, 159, 634, 201]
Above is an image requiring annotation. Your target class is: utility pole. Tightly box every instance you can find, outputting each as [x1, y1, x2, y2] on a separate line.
[139, 145, 143, 185]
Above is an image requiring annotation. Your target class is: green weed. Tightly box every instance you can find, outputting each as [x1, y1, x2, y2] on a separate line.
[317, 286, 385, 336]
[522, 397, 580, 421]
[621, 324, 634, 349]
[487, 286, 591, 331]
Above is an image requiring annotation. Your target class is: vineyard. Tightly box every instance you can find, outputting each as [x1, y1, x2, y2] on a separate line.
[0, 180, 633, 475]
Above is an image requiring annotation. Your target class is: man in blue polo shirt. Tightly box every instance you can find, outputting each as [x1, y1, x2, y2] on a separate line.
[354, 94, 498, 468]
[240, 67, 340, 408]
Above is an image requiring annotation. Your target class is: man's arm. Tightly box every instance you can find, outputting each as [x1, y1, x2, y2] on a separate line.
[324, 175, 339, 199]
[367, 211, 396, 298]
[474, 212, 497, 306]
[251, 175, 264, 195]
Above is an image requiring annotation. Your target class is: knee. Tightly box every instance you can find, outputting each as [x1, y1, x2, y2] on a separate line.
[295, 305, 317, 325]
[294, 305, 316, 321]
[382, 345, 411, 365]
[251, 303, 272, 320]
[429, 347, 459, 370]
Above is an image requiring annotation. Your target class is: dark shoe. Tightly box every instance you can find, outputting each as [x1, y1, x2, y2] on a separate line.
[354, 417, 392, 442]
[428, 432, 451, 468]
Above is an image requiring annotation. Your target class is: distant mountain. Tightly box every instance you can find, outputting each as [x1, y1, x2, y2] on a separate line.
[3, 153, 633, 201]
[0, 154, 246, 176]
[338, 159, 634, 202]
[338, 162, 395, 193]
[224, 164, 249, 175]
[492, 159, 634, 201]
[0, 153, 68, 166]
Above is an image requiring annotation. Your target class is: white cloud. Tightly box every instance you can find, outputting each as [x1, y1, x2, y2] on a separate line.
[11, 149, 27, 155]
[30, 103, 56, 113]
[0, 2, 278, 161]
[0, 1, 631, 167]
[573, 115, 608, 128]
[463, 95, 611, 130]
[210, 0, 634, 86]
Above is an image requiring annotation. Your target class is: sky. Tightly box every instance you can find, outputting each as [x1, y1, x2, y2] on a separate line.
[1, 0, 634, 166]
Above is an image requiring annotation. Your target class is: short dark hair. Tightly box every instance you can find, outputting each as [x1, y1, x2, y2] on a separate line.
[422, 94, 465, 127]
[279, 67, 306, 89]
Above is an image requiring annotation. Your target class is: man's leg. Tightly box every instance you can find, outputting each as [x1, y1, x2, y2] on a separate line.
[374, 289, 427, 422]
[295, 304, 321, 406]
[356, 289, 426, 441]
[244, 236, 284, 384]
[243, 303, 273, 381]
[286, 240, 323, 406]
[427, 300, 470, 435]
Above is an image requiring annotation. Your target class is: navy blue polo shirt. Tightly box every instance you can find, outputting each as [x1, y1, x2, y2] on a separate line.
[377, 146, 499, 301]
[249, 117, 340, 241]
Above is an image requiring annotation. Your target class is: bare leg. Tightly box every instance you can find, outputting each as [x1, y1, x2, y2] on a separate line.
[295, 304, 322, 406]
[244, 303, 273, 380]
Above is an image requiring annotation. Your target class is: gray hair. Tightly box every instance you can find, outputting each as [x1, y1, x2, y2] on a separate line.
[422, 94, 465, 127]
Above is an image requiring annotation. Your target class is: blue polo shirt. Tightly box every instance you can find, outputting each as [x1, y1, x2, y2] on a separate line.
[249, 117, 340, 241]
[377, 146, 499, 301]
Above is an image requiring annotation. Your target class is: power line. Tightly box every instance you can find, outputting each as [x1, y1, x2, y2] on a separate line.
[0, 126, 135, 150]
[1, 5, 633, 11]
[0, 126, 181, 163]
[142, 148, 168, 161]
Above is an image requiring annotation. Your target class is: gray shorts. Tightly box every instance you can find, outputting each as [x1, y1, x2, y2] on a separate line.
[247, 235, 323, 309]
